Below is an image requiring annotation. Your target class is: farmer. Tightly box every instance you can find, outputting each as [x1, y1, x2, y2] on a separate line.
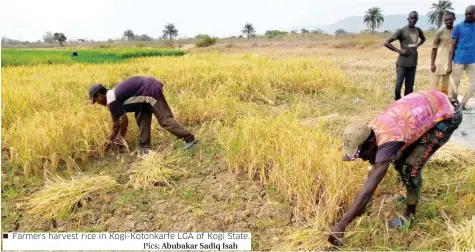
[430, 12, 456, 95]
[448, 5, 475, 110]
[87, 76, 197, 154]
[384, 11, 426, 100]
[328, 90, 462, 246]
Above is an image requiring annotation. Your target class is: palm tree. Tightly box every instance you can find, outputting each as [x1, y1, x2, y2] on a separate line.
[162, 23, 178, 41]
[427, 0, 453, 28]
[241, 23, 255, 39]
[363, 7, 384, 32]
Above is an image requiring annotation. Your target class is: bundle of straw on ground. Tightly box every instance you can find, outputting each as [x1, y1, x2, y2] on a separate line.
[126, 150, 179, 189]
[24, 175, 117, 219]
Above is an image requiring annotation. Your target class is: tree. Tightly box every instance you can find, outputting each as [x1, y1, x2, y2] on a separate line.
[43, 32, 55, 43]
[1, 37, 22, 45]
[335, 29, 348, 35]
[123, 30, 135, 41]
[241, 23, 256, 39]
[363, 7, 384, 32]
[53, 33, 67, 47]
[162, 23, 178, 41]
[137, 34, 153, 41]
[311, 29, 325, 34]
[427, 0, 453, 28]
[301, 28, 309, 34]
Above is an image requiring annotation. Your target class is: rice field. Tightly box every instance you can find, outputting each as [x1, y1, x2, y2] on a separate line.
[1, 48, 185, 67]
[1, 42, 474, 250]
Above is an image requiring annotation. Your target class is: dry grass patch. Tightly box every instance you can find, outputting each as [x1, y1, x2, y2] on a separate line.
[445, 216, 475, 251]
[218, 107, 367, 226]
[431, 141, 475, 164]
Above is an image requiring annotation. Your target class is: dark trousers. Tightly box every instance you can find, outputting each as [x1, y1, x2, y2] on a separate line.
[393, 100, 463, 205]
[134, 92, 194, 148]
[395, 66, 417, 100]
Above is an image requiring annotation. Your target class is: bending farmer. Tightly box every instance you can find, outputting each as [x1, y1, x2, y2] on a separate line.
[88, 76, 197, 153]
[328, 90, 462, 246]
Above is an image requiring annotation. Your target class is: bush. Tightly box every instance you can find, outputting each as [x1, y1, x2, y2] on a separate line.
[335, 29, 348, 36]
[265, 30, 288, 38]
[195, 34, 217, 47]
[334, 34, 377, 49]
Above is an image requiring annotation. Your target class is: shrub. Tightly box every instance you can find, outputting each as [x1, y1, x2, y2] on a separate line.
[265, 30, 288, 38]
[195, 34, 217, 47]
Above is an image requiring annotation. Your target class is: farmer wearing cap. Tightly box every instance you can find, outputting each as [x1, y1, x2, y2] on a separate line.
[88, 76, 197, 153]
[328, 90, 462, 246]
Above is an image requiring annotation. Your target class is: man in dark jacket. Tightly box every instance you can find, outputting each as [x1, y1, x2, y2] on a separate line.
[88, 76, 197, 153]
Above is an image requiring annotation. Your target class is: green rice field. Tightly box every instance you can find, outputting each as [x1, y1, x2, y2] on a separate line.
[1, 48, 186, 67]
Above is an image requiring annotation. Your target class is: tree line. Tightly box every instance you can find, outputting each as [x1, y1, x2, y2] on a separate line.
[1, 0, 456, 47]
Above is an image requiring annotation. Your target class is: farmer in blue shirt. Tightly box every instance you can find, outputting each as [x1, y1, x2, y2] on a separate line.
[448, 5, 475, 110]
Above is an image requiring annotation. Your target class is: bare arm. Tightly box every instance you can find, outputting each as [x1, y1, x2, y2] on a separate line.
[328, 161, 391, 246]
[417, 29, 426, 47]
[109, 120, 121, 141]
[338, 161, 390, 227]
[384, 37, 401, 54]
[431, 49, 437, 72]
[103, 119, 121, 152]
[384, 35, 409, 56]
[119, 115, 128, 138]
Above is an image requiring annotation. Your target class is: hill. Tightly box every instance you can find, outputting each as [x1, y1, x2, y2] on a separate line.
[307, 14, 465, 34]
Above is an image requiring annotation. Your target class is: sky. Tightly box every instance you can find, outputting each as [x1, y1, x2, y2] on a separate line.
[0, 0, 472, 41]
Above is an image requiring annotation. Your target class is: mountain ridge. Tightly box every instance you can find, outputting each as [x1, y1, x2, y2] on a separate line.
[297, 14, 465, 34]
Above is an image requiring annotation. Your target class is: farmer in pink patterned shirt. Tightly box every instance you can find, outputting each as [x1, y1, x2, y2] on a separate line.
[328, 90, 463, 246]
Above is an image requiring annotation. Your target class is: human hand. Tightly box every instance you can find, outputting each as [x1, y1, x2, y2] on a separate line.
[328, 223, 346, 247]
[399, 49, 410, 56]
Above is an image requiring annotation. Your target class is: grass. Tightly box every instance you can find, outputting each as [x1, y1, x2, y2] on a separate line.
[2, 54, 355, 175]
[333, 34, 379, 49]
[218, 106, 368, 227]
[445, 216, 475, 251]
[1, 48, 185, 67]
[2, 40, 474, 250]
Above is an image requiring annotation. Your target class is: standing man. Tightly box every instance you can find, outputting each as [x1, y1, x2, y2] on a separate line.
[448, 5, 475, 110]
[384, 11, 426, 100]
[88, 76, 197, 154]
[328, 90, 463, 246]
[430, 12, 456, 95]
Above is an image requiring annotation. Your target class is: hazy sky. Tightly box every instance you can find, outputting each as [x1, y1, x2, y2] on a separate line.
[0, 0, 472, 41]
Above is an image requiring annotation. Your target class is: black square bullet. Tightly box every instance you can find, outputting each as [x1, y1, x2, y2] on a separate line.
[3, 233, 8, 239]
